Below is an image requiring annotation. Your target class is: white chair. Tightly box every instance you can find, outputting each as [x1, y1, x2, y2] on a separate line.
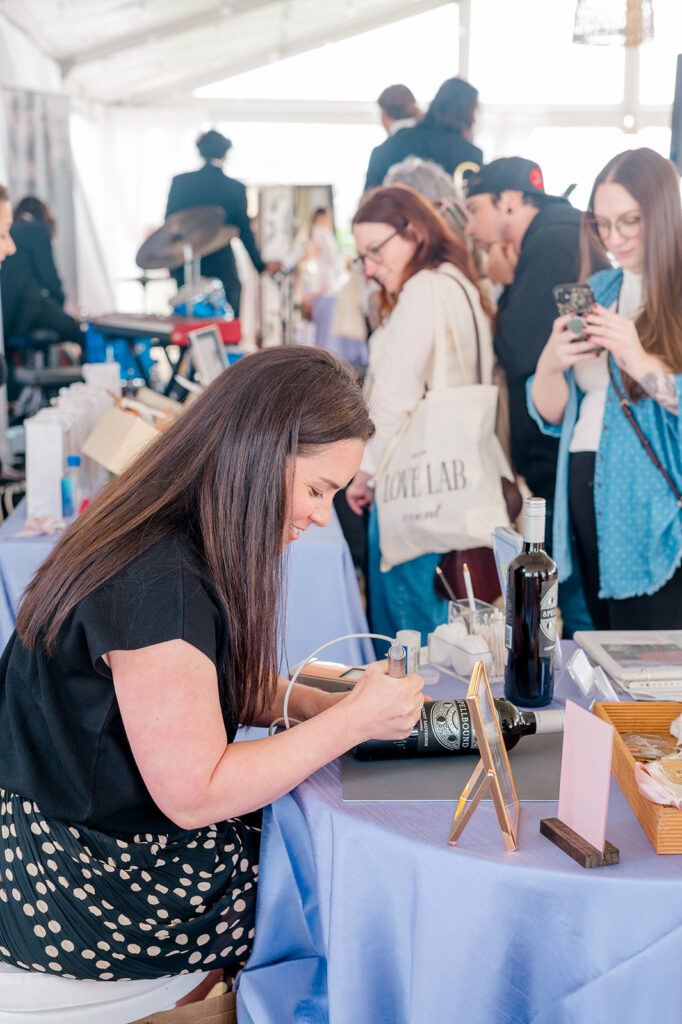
[0, 962, 208, 1023]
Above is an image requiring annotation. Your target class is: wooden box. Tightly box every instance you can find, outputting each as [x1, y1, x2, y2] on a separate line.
[593, 702, 682, 854]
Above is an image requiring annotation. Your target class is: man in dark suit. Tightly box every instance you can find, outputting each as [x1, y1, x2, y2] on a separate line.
[165, 130, 278, 316]
[363, 77, 482, 193]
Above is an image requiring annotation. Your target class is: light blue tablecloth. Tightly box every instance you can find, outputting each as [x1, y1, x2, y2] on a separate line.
[237, 658, 682, 1024]
[0, 501, 373, 668]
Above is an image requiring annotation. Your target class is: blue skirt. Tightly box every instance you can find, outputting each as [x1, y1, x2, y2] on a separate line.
[367, 505, 449, 656]
[0, 787, 260, 981]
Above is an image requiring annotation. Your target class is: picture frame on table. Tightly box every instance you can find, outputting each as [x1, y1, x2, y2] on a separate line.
[188, 324, 228, 386]
[449, 661, 521, 852]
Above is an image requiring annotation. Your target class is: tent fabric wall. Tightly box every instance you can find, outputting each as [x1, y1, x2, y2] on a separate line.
[0, 14, 113, 317]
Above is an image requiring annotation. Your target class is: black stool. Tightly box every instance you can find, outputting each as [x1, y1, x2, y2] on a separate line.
[7, 329, 83, 422]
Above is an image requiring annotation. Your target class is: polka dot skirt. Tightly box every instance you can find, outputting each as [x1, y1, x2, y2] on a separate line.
[0, 788, 260, 981]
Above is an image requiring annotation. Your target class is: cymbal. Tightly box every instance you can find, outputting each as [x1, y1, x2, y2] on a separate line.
[135, 205, 240, 270]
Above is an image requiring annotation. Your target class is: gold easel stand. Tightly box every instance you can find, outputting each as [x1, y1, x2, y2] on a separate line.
[448, 663, 520, 853]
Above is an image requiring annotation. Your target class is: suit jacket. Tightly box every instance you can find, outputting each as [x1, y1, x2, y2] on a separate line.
[364, 122, 482, 192]
[165, 164, 265, 284]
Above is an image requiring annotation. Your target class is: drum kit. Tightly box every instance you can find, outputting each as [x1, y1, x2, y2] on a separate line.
[135, 205, 239, 317]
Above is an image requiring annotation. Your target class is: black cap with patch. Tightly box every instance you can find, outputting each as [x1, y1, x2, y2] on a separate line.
[466, 157, 563, 202]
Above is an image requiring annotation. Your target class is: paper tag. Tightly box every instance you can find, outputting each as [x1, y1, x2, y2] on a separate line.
[557, 700, 614, 854]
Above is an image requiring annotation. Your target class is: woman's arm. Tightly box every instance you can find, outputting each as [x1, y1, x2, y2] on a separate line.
[531, 312, 598, 424]
[360, 273, 437, 477]
[584, 304, 677, 415]
[245, 674, 347, 727]
[109, 639, 424, 829]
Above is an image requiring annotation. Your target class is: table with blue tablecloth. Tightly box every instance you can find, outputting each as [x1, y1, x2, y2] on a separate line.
[0, 500, 373, 668]
[237, 653, 682, 1024]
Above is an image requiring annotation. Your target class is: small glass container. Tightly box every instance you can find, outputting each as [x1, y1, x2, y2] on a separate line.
[447, 599, 506, 678]
[427, 627, 493, 678]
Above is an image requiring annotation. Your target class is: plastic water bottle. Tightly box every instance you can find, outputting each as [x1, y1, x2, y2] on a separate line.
[61, 455, 82, 517]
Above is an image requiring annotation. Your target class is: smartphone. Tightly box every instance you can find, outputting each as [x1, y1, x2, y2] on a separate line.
[552, 282, 603, 352]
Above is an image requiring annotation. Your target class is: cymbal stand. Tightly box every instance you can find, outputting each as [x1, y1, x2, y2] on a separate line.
[182, 244, 199, 293]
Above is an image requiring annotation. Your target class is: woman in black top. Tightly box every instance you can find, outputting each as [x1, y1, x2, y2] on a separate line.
[0, 346, 425, 982]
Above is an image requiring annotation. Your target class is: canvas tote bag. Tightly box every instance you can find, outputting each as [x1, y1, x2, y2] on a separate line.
[374, 268, 513, 571]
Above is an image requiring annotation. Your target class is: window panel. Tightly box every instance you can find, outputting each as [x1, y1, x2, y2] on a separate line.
[639, 7, 682, 105]
[470, 0, 624, 105]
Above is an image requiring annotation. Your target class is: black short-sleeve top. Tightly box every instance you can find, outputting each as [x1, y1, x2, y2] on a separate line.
[0, 532, 231, 836]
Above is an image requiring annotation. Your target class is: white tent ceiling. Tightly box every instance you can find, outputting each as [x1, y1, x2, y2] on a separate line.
[0, 0, 456, 106]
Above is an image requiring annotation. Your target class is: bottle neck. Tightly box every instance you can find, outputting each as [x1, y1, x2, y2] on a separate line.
[524, 708, 564, 735]
[522, 515, 545, 547]
[522, 540, 545, 553]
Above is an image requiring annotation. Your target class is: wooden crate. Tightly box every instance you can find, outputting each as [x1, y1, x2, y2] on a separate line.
[593, 702, 682, 854]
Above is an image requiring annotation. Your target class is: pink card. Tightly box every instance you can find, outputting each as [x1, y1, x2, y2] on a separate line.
[557, 700, 615, 853]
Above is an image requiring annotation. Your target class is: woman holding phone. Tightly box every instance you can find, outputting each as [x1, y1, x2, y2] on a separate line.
[530, 147, 682, 629]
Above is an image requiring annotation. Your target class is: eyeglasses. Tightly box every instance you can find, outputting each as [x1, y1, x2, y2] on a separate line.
[353, 227, 402, 270]
[588, 212, 642, 241]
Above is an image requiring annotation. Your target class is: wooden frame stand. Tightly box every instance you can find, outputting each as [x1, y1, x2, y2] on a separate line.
[449, 663, 520, 852]
[540, 817, 619, 868]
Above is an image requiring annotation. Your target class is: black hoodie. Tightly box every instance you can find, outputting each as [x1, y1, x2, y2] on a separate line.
[494, 198, 589, 500]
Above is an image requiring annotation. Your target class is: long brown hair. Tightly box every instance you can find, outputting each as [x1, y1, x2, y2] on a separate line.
[579, 147, 682, 399]
[352, 184, 491, 321]
[17, 347, 374, 727]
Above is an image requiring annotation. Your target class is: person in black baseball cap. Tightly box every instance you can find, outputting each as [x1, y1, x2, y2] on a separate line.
[463, 156, 606, 635]
[465, 156, 564, 203]
[464, 156, 566, 258]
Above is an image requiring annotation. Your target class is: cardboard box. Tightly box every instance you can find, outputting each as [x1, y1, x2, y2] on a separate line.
[132, 990, 237, 1023]
[593, 701, 682, 854]
[82, 405, 159, 475]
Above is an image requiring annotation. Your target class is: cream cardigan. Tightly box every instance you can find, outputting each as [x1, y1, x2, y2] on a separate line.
[361, 263, 493, 478]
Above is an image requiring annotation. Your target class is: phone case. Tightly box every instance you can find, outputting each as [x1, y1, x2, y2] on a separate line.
[552, 282, 595, 318]
[552, 282, 602, 350]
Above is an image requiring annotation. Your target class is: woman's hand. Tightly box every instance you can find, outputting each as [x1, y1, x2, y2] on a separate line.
[584, 303, 678, 414]
[582, 303, 645, 375]
[486, 242, 517, 286]
[346, 470, 374, 515]
[532, 313, 599, 425]
[344, 660, 425, 743]
[538, 312, 601, 376]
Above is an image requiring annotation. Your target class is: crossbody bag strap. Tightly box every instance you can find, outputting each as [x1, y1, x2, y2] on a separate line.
[608, 360, 682, 508]
[431, 269, 483, 387]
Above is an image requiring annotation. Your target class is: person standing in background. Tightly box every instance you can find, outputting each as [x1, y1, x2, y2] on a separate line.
[530, 148, 682, 630]
[346, 185, 494, 645]
[376, 84, 422, 138]
[0, 189, 17, 477]
[363, 77, 482, 193]
[165, 129, 280, 317]
[464, 157, 611, 635]
[1, 196, 80, 349]
[0, 187, 16, 265]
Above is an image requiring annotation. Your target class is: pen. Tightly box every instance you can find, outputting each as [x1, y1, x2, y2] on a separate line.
[462, 562, 476, 613]
[435, 564, 457, 604]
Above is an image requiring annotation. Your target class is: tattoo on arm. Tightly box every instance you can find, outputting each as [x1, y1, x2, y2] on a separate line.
[641, 371, 679, 414]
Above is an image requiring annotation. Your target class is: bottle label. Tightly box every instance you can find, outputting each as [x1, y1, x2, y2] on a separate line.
[539, 579, 558, 655]
[419, 700, 478, 754]
[504, 574, 514, 650]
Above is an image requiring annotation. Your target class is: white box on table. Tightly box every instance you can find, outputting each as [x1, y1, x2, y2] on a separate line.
[25, 416, 66, 519]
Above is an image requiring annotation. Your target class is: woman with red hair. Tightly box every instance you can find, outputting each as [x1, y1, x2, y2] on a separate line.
[346, 184, 494, 645]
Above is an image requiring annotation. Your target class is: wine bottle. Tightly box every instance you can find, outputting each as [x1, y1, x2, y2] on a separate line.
[352, 697, 563, 761]
[504, 497, 558, 708]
